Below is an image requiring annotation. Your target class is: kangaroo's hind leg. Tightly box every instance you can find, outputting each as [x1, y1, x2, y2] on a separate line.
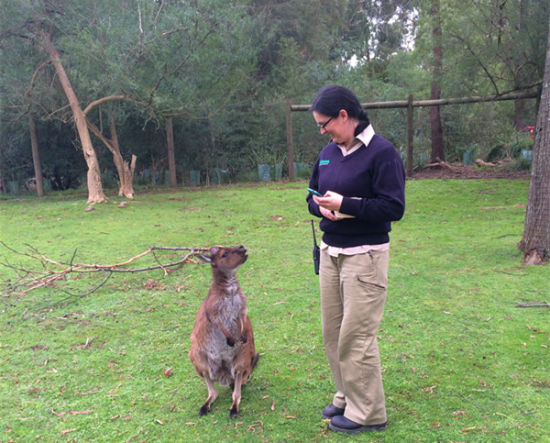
[199, 375, 218, 416]
[229, 372, 243, 418]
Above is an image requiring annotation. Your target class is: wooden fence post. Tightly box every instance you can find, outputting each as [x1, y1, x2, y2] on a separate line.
[406, 94, 414, 176]
[286, 99, 295, 180]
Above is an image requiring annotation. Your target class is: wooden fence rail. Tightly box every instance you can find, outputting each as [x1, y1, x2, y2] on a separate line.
[286, 88, 539, 178]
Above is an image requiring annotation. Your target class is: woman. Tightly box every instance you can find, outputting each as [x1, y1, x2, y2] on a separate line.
[306, 85, 405, 434]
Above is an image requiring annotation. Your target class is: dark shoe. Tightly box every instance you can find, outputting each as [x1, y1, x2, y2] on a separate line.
[321, 404, 345, 419]
[329, 415, 387, 434]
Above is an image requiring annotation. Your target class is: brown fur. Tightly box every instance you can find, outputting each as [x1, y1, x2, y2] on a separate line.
[188, 245, 259, 418]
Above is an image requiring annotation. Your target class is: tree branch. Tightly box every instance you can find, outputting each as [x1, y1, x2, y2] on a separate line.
[516, 302, 550, 308]
[83, 95, 126, 115]
[450, 32, 501, 95]
[0, 242, 210, 297]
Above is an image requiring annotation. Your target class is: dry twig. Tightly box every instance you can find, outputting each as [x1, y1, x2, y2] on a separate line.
[425, 159, 453, 170]
[0, 241, 209, 297]
[516, 301, 550, 308]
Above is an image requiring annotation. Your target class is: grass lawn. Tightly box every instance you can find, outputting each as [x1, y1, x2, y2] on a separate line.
[0, 179, 548, 442]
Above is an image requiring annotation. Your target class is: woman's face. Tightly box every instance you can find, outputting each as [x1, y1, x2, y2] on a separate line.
[312, 110, 355, 147]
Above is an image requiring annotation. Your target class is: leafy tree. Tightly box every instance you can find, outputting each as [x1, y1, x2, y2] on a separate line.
[0, 1, 62, 195]
[410, 0, 547, 160]
[115, 0, 264, 184]
[12, 4, 107, 203]
[337, 0, 418, 66]
[1, 1, 112, 202]
[249, 0, 344, 85]
[432, 0, 547, 97]
[1, 0, 547, 192]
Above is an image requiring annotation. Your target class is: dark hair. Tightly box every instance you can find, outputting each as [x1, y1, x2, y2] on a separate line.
[310, 85, 370, 134]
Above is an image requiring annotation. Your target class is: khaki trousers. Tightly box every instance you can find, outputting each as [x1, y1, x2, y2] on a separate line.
[320, 247, 388, 425]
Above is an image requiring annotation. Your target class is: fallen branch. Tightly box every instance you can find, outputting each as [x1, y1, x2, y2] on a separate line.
[425, 158, 453, 170]
[516, 301, 550, 308]
[0, 242, 209, 297]
[474, 158, 497, 167]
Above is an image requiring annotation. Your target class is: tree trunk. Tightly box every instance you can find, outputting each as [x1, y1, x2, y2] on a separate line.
[430, 0, 445, 162]
[86, 117, 136, 199]
[108, 118, 136, 198]
[28, 114, 45, 197]
[518, 17, 550, 265]
[38, 30, 106, 204]
[166, 117, 177, 187]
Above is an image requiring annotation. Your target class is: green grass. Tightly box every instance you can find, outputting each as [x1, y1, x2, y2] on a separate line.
[1, 180, 548, 442]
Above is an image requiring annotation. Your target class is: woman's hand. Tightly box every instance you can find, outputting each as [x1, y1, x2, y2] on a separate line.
[314, 191, 344, 221]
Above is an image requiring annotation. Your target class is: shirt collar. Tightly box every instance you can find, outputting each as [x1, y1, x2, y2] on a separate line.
[337, 124, 375, 156]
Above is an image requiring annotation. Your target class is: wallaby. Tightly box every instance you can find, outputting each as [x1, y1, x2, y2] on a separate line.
[189, 245, 259, 418]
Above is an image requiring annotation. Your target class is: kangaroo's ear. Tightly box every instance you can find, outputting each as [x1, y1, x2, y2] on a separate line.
[196, 253, 211, 264]
[197, 246, 219, 264]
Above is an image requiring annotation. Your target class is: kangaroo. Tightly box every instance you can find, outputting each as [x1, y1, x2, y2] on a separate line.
[189, 245, 259, 418]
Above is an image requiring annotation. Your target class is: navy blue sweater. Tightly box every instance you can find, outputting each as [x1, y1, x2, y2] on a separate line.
[307, 134, 406, 247]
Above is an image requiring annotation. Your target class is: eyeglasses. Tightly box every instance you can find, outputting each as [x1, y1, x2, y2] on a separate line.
[316, 116, 334, 131]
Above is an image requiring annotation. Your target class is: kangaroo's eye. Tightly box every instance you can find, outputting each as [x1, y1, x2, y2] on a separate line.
[222, 252, 228, 258]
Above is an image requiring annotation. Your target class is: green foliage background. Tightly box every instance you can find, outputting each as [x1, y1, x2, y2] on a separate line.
[0, 0, 547, 190]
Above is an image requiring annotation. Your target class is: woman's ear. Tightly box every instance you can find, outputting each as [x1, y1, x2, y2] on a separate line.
[338, 109, 349, 120]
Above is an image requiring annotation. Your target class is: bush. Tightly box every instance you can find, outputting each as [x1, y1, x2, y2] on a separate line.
[486, 131, 533, 162]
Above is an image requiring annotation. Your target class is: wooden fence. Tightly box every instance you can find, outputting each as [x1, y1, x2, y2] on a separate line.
[286, 88, 540, 178]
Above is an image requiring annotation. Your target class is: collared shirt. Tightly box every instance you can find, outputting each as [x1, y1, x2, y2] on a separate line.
[336, 124, 376, 156]
[323, 124, 389, 256]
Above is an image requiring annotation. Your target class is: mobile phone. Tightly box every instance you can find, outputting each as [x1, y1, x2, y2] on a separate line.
[307, 188, 323, 197]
